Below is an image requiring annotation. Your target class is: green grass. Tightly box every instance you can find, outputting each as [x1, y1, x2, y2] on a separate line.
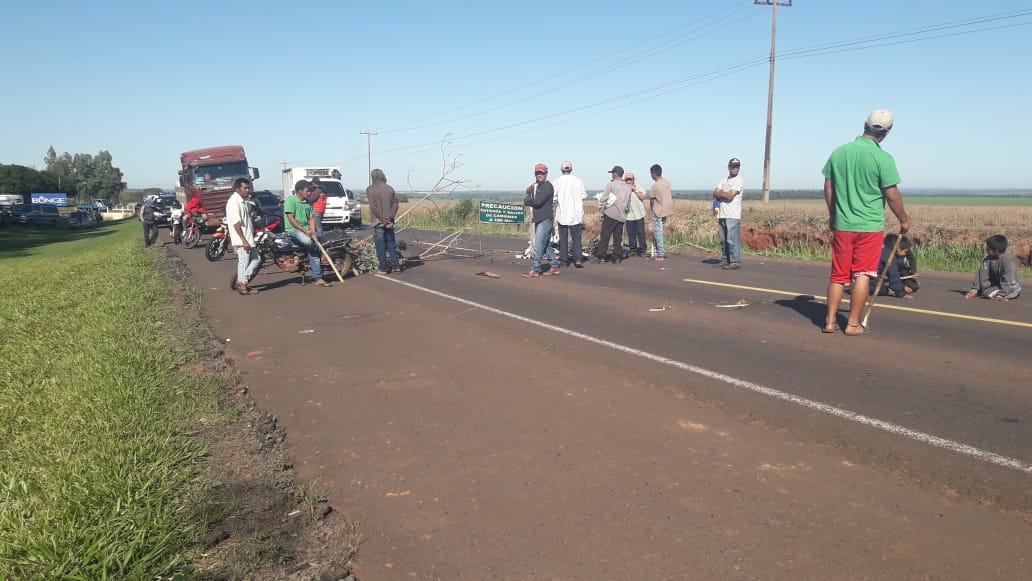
[0, 220, 230, 579]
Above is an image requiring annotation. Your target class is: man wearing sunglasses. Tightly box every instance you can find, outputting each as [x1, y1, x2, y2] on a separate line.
[624, 172, 647, 257]
[714, 157, 744, 269]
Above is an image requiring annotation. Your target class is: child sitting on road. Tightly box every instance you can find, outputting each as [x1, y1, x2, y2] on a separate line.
[964, 234, 1022, 301]
[876, 234, 918, 300]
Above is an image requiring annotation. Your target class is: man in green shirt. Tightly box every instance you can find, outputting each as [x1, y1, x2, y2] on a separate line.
[284, 180, 328, 286]
[822, 109, 911, 335]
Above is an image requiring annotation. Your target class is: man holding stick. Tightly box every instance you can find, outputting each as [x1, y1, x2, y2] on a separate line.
[285, 180, 330, 287]
[822, 109, 911, 336]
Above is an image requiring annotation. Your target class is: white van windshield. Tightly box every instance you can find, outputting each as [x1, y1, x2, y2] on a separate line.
[318, 182, 349, 198]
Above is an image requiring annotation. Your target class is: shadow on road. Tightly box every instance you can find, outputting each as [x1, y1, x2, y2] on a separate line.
[773, 294, 826, 330]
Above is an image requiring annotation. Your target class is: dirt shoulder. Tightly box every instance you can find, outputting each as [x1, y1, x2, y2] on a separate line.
[164, 249, 361, 580]
[176, 240, 1031, 580]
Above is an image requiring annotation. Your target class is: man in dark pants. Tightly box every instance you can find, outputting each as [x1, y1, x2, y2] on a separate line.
[140, 198, 159, 246]
[367, 168, 401, 274]
[594, 165, 632, 263]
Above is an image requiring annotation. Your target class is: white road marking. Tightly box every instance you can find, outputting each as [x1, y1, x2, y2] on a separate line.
[381, 276, 1032, 475]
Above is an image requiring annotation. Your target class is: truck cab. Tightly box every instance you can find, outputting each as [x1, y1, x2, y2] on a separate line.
[177, 146, 260, 225]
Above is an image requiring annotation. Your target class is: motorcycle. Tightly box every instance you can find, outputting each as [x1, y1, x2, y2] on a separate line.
[205, 217, 230, 261]
[183, 212, 206, 248]
[169, 205, 185, 244]
[206, 209, 283, 262]
[230, 228, 355, 290]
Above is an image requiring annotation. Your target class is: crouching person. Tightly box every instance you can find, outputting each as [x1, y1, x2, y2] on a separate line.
[964, 234, 1022, 301]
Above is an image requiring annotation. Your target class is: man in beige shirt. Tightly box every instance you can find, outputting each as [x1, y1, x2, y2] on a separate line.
[648, 163, 673, 261]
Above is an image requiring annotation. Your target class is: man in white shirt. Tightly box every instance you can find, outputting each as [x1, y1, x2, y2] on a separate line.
[714, 157, 745, 269]
[553, 160, 587, 268]
[226, 178, 261, 294]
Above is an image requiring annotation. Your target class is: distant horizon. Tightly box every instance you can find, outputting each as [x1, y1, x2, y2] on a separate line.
[125, 186, 1032, 198]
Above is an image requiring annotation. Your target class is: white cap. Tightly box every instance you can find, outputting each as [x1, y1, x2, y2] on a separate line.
[561, 160, 573, 171]
[865, 109, 894, 131]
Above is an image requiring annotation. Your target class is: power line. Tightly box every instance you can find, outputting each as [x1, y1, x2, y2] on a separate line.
[378, 4, 758, 134]
[350, 9, 1032, 163]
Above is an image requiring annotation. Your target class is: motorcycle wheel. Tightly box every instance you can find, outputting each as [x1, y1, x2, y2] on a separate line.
[172, 224, 182, 245]
[205, 237, 227, 262]
[184, 227, 201, 248]
[332, 251, 354, 278]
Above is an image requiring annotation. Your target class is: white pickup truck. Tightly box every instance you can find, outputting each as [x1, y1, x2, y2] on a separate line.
[281, 166, 362, 229]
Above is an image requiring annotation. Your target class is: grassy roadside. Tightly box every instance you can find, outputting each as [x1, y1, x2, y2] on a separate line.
[0, 221, 231, 578]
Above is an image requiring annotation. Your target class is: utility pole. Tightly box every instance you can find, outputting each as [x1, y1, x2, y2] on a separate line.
[755, 0, 791, 203]
[360, 131, 377, 186]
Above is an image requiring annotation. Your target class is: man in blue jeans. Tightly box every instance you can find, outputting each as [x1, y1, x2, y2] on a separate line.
[284, 179, 329, 286]
[522, 163, 560, 277]
[714, 157, 745, 269]
[648, 164, 673, 261]
[367, 168, 401, 274]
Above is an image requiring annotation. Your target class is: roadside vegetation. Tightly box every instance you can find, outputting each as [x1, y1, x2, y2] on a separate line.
[0, 222, 233, 577]
[1, 220, 361, 579]
[385, 197, 1032, 275]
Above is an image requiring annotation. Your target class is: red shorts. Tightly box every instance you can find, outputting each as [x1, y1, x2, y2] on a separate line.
[829, 231, 882, 285]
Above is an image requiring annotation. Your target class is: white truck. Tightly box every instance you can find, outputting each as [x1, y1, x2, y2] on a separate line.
[280, 166, 362, 229]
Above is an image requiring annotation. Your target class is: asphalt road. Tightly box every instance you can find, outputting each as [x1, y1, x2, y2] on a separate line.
[168, 228, 1031, 579]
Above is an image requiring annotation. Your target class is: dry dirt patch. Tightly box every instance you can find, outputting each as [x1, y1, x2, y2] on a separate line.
[164, 250, 362, 580]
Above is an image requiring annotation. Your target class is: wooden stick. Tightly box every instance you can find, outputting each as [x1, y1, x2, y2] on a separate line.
[313, 238, 345, 283]
[861, 233, 904, 328]
[418, 230, 464, 259]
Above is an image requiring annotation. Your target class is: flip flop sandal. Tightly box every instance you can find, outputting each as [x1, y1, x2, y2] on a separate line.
[821, 324, 840, 334]
[844, 323, 869, 336]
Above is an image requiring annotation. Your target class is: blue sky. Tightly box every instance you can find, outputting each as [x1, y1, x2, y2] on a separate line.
[1, 1, 1030, 193]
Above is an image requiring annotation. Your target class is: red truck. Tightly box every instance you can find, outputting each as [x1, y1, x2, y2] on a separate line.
[176, 145, 260, 224]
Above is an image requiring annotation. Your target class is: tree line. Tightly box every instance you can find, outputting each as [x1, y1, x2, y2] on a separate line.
[0, 146, 127, 204]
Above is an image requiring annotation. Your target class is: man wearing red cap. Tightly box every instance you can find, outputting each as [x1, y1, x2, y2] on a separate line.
[522, 163, 560, 277]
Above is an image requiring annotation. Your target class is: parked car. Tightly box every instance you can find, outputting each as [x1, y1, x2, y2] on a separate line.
[12, 203, 61, 226]
[251, 190, 284, 232]
[68, 210, 94, 229]
[150, 195, 180, 225]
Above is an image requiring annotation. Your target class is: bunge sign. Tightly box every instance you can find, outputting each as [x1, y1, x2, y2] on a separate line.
[479, 201, 525, 224]
[31, 193, 68, 206]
